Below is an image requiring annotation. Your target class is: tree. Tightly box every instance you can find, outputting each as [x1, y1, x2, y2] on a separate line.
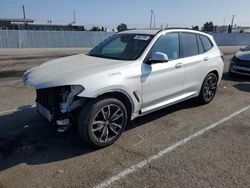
[203, 22, 214, 32]
[240, 28, 244, 33]
[117, 23, 127, 32]
[90, 26, 101, 31]
[192, 25, 199, 30]
[101, 26, 104, 31]
[228, 25, 232, 33]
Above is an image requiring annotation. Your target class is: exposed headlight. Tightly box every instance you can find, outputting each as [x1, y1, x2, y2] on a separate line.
[22, 69, 31, 86]
[70, 85, 85, 95]
[60, 85, 85, 113]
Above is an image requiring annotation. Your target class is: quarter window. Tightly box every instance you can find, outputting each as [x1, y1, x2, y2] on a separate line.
[199, 35, 213, 51]
[181, 33, 199, 57]
[150, 33, 180, 60]
[196, 35, 205, 54]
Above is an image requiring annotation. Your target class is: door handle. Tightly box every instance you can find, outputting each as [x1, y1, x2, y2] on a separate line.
[175, 63, 183, 69]
[204, 57, 209, 61]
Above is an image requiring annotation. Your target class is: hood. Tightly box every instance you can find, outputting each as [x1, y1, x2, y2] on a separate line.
[235, 50, 250, 61]
[25, 53, 131, 89]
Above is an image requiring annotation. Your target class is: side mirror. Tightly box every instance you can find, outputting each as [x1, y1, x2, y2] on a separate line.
[147, 52, 169, 64]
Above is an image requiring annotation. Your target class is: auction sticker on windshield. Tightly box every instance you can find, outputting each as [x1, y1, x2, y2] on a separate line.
[133, 35, 150, 40]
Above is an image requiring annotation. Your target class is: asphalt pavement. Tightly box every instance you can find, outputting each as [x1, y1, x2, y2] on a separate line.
[0, 47, 249, 188]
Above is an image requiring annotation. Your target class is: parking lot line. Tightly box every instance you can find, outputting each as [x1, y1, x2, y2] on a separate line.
[95, 104, 250, 188]
[0, 105, 36, 115]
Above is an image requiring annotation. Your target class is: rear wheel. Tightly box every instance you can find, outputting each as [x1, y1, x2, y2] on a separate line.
[78, 97, 127, 148]
[198, 73, 218, 104]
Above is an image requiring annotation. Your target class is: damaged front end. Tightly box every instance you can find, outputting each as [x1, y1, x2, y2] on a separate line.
[36, 85, 86, 132]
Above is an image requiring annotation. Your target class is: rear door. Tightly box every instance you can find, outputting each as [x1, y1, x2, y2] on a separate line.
[180, 32, 211, 94]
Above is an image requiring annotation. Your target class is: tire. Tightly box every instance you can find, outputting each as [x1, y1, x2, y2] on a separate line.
[77, 97, 128, 148]
[198, 72, 218, 104]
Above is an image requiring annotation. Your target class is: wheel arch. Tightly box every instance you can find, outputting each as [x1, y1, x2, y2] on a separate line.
[198, 69, 220, 94]
[94, 90, 134, 120]
[209, 70, 219, 82]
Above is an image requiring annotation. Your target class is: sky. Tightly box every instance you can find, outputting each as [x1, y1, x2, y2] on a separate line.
[0, 0, 250, 29]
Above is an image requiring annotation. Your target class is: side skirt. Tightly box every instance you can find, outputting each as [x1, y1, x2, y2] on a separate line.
[139, 92, 198, 116]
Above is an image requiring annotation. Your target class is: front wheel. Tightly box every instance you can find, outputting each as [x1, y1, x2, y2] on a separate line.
[198, 73, 218, 104]
[78, 97, 128, 148]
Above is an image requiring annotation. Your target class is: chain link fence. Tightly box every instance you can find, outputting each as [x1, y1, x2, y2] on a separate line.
[0, 30, 115, 48]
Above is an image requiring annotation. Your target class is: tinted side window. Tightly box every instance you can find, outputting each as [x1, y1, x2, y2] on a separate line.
[196, 35, 205, 54]
[181, 33, 199, 57]
[200, 35, 213, 51]
[150, 33, 180, 60]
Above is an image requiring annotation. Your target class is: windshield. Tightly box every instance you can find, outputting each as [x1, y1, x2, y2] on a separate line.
[243, 45, 250, 51]
[88, 34, 153, 60]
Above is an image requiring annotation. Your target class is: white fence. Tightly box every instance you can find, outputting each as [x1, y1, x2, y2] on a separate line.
[211, 33, 250, 46]
[0, 30, 250, 48]
[0, 30, 115, 48]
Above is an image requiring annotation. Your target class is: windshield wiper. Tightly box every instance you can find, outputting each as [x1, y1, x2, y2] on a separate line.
[88, 54, 129, 60]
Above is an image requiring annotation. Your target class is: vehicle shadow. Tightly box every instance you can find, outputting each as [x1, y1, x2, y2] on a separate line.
[0, 106, 94, 171]
[222, 72, 250, 82]
[234, 83, 250, 92]
[126, 99, 200, 131]
[0, 99, 200, 171]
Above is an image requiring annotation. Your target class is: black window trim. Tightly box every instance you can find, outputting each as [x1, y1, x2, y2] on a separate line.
[143, 31, 214, 63]
[179, 32, 214, 58]
[196, 34, 205, 54]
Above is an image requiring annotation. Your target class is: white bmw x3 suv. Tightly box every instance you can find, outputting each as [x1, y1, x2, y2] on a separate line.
[23, 28, 224, 148]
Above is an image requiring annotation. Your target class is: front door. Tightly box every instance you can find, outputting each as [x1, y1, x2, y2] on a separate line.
[142, 33, 184, 111]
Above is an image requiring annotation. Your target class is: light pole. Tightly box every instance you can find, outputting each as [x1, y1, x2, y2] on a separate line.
[149, 10, 154, 29]
[22, 5, 26, 19]
[231, 15, 235, 30]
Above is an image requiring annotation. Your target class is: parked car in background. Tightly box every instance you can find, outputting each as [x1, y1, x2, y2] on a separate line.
[229, 45, 250, 76]
[23, 28, 224, 148]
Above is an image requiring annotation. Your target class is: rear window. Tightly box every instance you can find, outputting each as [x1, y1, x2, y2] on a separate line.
[181, 33, 199, 57]
[199, 35, 213, 52]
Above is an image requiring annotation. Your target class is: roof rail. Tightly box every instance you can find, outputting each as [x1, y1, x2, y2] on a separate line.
[165, 27, 193, 30]
[117, 27, 207, 35]
[117, 28, 164, 35]
[164, 27, 208, 34]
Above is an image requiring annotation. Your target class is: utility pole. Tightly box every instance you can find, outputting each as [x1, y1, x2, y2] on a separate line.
[153, 13, 156, 28]
[22, 5, 26, 19]
[223, 17, 226, 32]
[73, 10, 76, 24]
[149, 10, 154, 28]
[231, 15, 235, 30]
